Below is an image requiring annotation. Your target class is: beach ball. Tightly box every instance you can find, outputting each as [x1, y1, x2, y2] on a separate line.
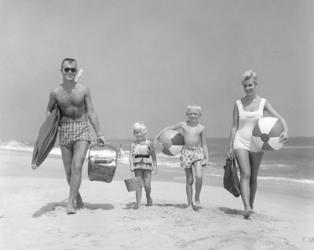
[158, 130, 184, 156]
[252, 117, 284, 151]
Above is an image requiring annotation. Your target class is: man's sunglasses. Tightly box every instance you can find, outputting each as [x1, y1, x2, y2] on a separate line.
[64, 68, 77, 73]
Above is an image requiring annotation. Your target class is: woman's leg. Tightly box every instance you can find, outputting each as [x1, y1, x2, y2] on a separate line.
[249, 151, 264, 210]
[143, 170, 152, 205]
[184, 168, 194, 206]
[134, 169, 144, 208]
[234, 149, 252, 212]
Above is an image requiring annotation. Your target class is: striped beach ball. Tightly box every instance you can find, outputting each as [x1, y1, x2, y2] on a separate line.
[252, 117, 284, 151]
[158, 130, 184, 156]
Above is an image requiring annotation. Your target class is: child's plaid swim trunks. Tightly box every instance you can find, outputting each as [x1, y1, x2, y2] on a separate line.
[180, 146, 205, 168]
[58, 120, 91, 146]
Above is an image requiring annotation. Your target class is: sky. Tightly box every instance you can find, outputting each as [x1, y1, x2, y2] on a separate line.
[0, 0, 313, 141]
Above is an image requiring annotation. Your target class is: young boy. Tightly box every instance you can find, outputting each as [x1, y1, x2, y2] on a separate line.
[155, 105, 209, 210]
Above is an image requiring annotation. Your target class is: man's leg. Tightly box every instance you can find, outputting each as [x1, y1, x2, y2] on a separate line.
[60, 145, 83, 209]
[67, 141, 89, 214]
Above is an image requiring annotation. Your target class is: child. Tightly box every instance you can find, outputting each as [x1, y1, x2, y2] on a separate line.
[129, 122, 157, 209]
[155, 105, 209, 210]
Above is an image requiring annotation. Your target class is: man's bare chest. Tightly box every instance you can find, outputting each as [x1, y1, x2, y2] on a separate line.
[56, 90, 85, 107]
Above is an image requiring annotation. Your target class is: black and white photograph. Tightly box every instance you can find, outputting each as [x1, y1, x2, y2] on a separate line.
[0, 0, 313, 249]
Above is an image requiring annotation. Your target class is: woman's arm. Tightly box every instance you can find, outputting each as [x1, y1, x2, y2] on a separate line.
[264, 100, 289, 142]
[228, 103, 239, 156]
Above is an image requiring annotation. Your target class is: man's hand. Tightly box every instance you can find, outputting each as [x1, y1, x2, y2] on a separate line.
[97, 135, 105, 145]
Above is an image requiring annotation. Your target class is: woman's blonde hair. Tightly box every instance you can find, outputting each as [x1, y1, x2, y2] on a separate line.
[241, 69, 258, 84]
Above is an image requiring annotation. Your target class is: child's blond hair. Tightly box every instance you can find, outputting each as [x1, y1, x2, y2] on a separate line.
[132, 122, 148, 135]
[186, 105, 202, 114]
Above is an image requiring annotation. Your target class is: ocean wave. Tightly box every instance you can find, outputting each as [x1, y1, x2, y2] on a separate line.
[0, 140, 34, 152]
[258, 176, 314, 185]
[260, 163, 291, 169]
[0, 140, 62, 156]
[202, 173, 314, 185]
[284, 145, 314, 149]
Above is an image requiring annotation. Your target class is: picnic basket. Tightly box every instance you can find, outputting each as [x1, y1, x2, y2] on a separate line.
[88, 143, 118, 183]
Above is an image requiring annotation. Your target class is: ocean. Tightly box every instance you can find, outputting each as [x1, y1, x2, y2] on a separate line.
[1, 137, 314, 186]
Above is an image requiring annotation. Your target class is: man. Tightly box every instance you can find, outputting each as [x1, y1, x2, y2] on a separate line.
[47, 58, 105, 214]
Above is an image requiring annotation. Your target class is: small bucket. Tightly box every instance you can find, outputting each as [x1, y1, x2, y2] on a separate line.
[124, 177, 142, 192]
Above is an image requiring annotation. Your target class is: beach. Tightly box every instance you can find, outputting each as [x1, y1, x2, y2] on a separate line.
[0, 146, 314, 250]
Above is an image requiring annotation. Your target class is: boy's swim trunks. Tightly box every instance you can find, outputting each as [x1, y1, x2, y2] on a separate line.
[180, 146, 204, 168]
[59, 120, 90, 146]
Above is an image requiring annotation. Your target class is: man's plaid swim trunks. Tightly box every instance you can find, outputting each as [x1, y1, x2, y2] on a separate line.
[58, 120, 91, 146]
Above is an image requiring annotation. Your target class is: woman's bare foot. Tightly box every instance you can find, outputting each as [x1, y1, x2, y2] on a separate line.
[243, 209, 253, 219]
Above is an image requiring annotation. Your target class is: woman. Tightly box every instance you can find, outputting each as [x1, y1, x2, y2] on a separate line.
[228, 70, 288, 218]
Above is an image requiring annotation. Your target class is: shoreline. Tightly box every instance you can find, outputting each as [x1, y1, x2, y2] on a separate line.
[1, 150, 314, 249]
[1, 176, 314, 249]
[1, 149, 314, 201]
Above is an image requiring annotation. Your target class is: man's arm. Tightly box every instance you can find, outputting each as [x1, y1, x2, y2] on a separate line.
[85, 87, 104, 143]
[46, 91, 57, 117]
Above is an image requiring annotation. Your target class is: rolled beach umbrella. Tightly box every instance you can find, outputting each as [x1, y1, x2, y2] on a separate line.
[31, 105, 61, 169]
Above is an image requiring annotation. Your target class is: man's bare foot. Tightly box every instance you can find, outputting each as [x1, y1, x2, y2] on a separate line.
[76, 194, 84, 209]
[183, 203, 192, 209]
[133, 204, 140, 210]
[146, 196, 153, 206]
[66, 205, 76, 215]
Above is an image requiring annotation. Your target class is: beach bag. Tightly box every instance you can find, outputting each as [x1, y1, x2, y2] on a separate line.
[223, 156, 241, 197]
[88, 143, 118, 183]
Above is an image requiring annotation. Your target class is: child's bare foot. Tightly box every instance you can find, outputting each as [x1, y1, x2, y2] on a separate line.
[133, 204, 140, 210]
[192, 204, 200, 211]
[194, 201, 202, 209]
[66, 205, 76, 215]
[75, 194, 84, 209]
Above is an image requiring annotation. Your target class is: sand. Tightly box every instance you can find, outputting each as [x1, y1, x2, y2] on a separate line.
[0, 150, 314, 250]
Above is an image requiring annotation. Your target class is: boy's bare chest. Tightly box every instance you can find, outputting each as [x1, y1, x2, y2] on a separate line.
[183, 124, 202, 135]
